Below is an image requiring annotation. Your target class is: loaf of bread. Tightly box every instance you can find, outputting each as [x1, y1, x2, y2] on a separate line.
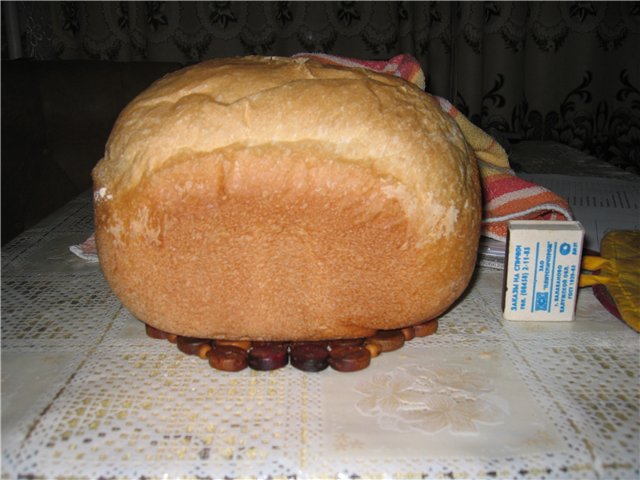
[93, 56, 481, 341]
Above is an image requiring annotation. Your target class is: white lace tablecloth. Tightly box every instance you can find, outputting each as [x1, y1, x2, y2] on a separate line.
[2, 192, 639, 479]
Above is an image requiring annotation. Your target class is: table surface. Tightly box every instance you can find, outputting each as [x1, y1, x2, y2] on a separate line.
[510, 141, 639, 179]
[2, 191, 639, 480]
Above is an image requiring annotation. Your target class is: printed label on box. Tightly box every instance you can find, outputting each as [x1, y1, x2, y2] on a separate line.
[503, 221, 584, 321]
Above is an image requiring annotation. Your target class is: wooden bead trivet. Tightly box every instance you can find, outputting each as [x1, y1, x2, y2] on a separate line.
[145, 319, 438, 373]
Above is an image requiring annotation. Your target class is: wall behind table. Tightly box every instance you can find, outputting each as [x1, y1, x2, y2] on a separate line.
[1, 60, 181, 244]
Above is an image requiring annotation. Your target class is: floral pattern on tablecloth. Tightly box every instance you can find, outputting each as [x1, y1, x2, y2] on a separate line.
[354, 364, 507, 434]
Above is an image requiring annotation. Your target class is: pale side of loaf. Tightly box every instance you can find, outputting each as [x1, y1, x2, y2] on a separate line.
[93, 56, 481, 341]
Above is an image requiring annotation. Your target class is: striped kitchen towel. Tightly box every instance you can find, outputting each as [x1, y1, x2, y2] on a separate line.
[294, 53, 573, 241]
[293, 52, 427, 90]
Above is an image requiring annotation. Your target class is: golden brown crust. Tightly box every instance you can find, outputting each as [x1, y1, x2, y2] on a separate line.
[93, 56, 481, 340]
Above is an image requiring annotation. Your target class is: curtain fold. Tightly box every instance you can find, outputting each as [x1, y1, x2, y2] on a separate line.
[3, 1, 639, 172]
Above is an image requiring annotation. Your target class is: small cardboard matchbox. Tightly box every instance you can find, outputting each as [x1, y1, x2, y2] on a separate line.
[502, 220, 584, 322]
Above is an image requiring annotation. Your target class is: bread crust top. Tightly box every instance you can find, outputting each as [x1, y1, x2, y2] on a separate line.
[93, 56, 478, 248]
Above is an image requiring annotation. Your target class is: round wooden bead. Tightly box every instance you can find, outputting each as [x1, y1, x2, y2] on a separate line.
[364, 339, 383, 358]
[196, 343, 212, 359]
[166, 333, 178, 344]
[370, 329, 405, 352]
[290, 344, 330, 372]
[252, 340, 291, 350]
[401, 326, 416, 341]
[329, 346, 371, 372]
[207, 345, 248, 372]
[413, 320, 438, 337]
[248, 345, 289, 371]
[177, 336, 211, 355]
[145, 324, 170, 340]
[215, 339, 252, 351]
